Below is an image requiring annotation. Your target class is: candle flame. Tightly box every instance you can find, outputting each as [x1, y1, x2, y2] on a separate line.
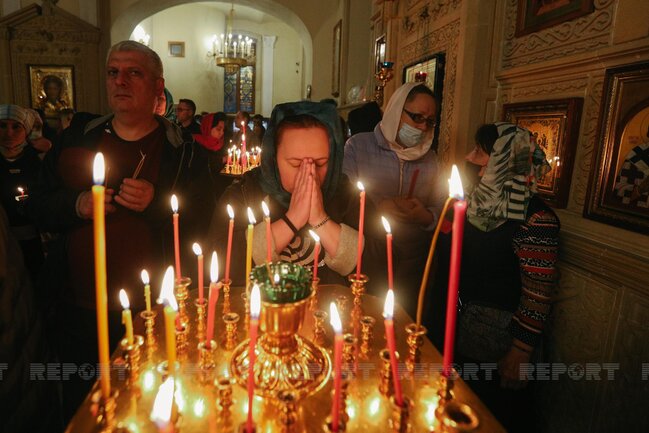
[308, 229, 320, 243]
[381, 216, 391, 234]
[119, 289, 130, 310]
[261, 201, 270, 218]
[93, 153, 105, 185]
[150, 376, 175, 425]
[329, 302, 342, 333]
[449, 165, 464, 200]
[357, 181, 365, 191]
[227, 204, 234, 219]
[250, 284, 261, 318]
[192, 242, 202, 256]
[170, 194, 179, 213]
[17, 187, 24, 194]
[242, 133, 246, 141]
[274, 273, 280, 284]
[247, 207, 256, 225]
[210, 251, 218, 283]
[140, 269, 149, 285]
[383, 289, 394, 320]
[157, 266, 178, 311]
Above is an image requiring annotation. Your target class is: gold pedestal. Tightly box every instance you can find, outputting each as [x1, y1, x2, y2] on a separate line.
[230, 293, 331, 398]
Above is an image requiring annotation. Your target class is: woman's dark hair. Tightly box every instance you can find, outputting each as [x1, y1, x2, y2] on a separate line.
[275, 114, 328, 145]
[211, 111, 228, 128]
[405, 84, 435, 102]
[474, 123, 499, 154]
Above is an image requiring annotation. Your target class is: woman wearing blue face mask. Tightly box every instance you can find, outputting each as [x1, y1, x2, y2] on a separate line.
[343, 83, 446, 316]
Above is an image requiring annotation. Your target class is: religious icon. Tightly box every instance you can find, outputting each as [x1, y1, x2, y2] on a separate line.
[29, 65, 75, 130]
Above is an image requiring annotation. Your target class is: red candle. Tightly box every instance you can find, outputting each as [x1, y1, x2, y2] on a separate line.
[309, 230, 321, 281]
[383, 289, 403, 406]
[381, 216, 394, 291]
[193, 243, 204, 302]
[246, 284, 261, 433]
[442, 165, 466, 377]
[406, 168, 420, 199]
[206, 251, 220, 344]
[262, 201, 272, 262]
[329, 302, 343, 431]
[355, 181, 366, 278]
[170, 195, 181, 281]
[225, 204, 235, 282]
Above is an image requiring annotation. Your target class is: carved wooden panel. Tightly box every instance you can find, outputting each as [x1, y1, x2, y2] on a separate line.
[502, 0, 615, 69]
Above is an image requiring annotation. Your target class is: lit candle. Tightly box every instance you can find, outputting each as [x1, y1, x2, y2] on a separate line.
[383, 289, 403, 406]
[381, 216, 394, 291]
[193, 243, 204, 302]
[355, 182, 366, 279]
[141, 270, 151, 313]
[261, 201, 272, 263]
[309, 230, 321, 281]
[246, 284, 261, 433]
[92, 152, 111, 399]
[151, 376, 175, 433]
[329, 302, 343, 432]
[119, 289, 134, 346]
[226, 148, 232, 166]
[225, 204, 235, 282]
[442, 165, 466, 377]
[246, 208, 256, 292]
[206, 251, 220, 344]
[170, 195, 181, 281]
[233, 41, 237, 57]
[17, 186, 25, 197]
[241, 121, 248, 168]
[158, 266, 178, 374]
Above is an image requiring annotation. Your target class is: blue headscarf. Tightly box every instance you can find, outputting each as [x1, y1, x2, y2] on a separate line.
[257, 101, 344, 209]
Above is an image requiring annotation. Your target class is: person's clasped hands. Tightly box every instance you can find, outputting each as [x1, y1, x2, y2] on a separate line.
[285, 158, 327, 230]
[77, 177, 155, 219]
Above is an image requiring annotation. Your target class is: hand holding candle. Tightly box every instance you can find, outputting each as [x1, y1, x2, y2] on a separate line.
[225, 204, 235, 282]
[381, 216, 394, 291]
[383, 289, 403, 406]
[119, 289, 134, 346]
[246, 284, 261, 433]
[193, 243, 204, 302]
[141, 270, 152, 313]
[442, 165, 466, 377]
[261, 201, 272, 263]
[92, 152, 111, 399]
[158, 266, 178, 374]
[329, 302, 343, 432]
[309, 230, 321, 282]
[206, 251, 220, 345]
[355, 182, 366, 279]
[170, 195, 181, 281]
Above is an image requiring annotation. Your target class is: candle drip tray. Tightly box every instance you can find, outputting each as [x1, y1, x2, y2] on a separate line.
[230, 334, 331, 399]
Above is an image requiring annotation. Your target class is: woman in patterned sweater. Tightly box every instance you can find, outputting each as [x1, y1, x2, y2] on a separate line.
[433, 122, 559, 432]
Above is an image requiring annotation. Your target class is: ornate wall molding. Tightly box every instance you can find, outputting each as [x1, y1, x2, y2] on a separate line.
[502, 0, 615, 69]
[402, 0, 461, 36]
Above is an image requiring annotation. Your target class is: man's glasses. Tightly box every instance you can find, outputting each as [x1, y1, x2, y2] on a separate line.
[403, 109, 437, 128]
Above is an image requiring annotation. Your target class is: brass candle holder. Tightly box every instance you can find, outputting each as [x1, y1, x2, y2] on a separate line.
[313, 309, 328, 345]
[119, 335, 144, 386]
[238, 423, 256, 433]
[379, 348, 394, 397]
[435, 400, 480, 432]
[340, 373, 352, 426]
[175, 276, 192, 330]
[221, 278, 232, 314]
[437, 369, 457, 404]
[342, 333, 357, 376]
[348, 273, 369, 305]
[389, 395, 413, 433]
[198, 340, 217, 383]
[359, 316, 376, 359]
[324, 418, 346, 433]
[195, 298, 207, 341]
[310, 277, 320, 311]
[216, 375, 234, 413]
[139, 310, 157, 349]
[176, 323, 189, 359]
[277, 389, 298, 427]
[223, 312, 240, 350]
[405, 324, 427, 373]
[91, 390, 118, 433]
[335, 294, 349, 319]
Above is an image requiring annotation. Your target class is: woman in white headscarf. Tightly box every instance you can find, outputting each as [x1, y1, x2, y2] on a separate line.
[343, 83, 446, 313]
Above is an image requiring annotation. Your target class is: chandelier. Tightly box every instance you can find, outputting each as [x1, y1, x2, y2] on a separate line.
[208, 4, 256, 74]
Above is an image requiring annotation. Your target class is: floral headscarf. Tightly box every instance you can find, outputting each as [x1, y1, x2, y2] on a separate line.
[467, 122, 550, 232]
[257, 101, 344, 209]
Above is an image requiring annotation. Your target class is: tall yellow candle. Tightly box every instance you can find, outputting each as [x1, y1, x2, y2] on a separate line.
[246, 207, 256, 292]
[119, 289, 134, 345]
[158, 266, 178, 374]
[92, 152, 111, 399]
[141, 269, 151, 313]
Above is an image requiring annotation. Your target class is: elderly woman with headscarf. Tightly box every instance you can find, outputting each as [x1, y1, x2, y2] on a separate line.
[343, 83, 446, 316]
[208, 101, 384, 287]
[431, 123, 560, 432]
[0, 104, 44, 279]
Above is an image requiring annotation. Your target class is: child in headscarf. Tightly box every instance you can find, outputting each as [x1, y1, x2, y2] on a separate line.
[208, 101, 384, 288]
